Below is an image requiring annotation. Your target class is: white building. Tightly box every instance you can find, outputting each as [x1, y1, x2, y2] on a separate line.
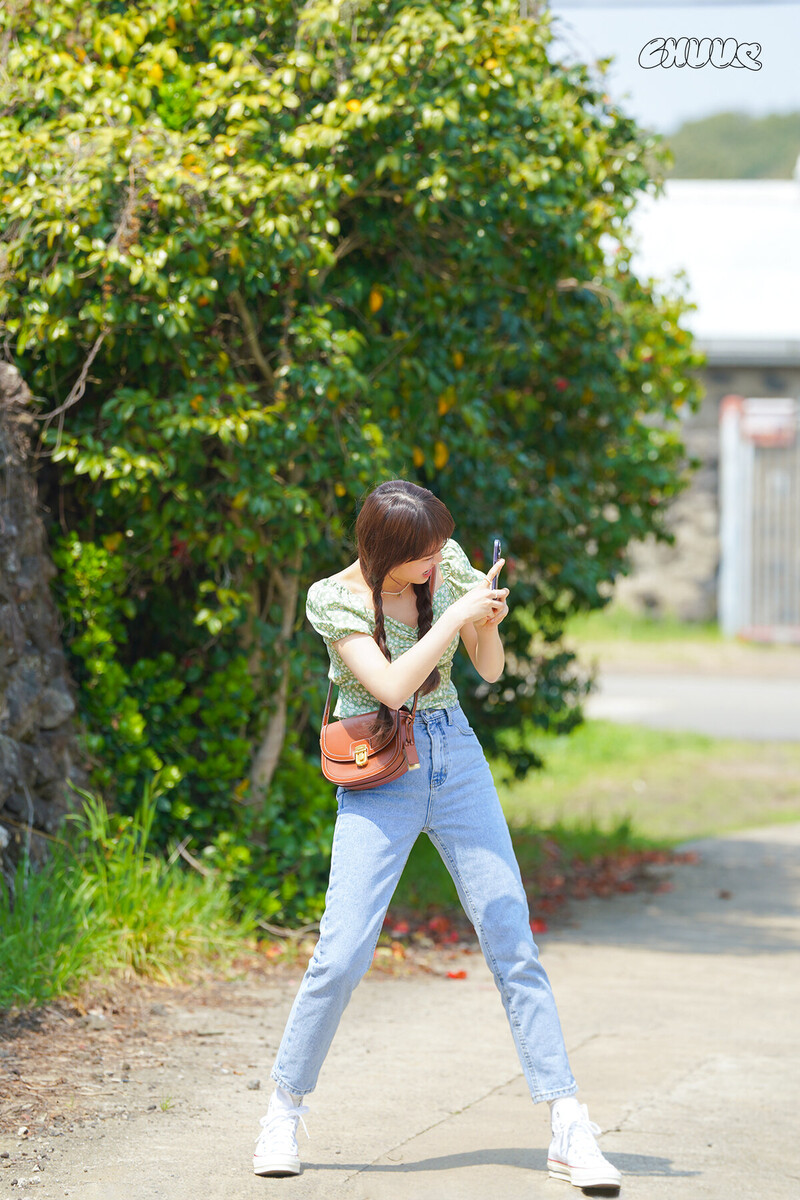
[612, 178, 800, 633]
[629, 178, 800, 368]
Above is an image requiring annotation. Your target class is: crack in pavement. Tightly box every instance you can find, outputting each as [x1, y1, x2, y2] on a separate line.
[343, 1029, 630, 1175]
[341, 1070, 525, 1183]
[565, 1030, 602, 1055]
[609, 1056, 718, 1133]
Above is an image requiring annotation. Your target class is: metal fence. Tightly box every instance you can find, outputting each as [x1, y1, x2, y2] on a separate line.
[718, 395, 800, 642]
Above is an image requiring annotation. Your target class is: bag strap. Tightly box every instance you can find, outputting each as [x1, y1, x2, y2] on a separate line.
[321, 681, 422, 724]
[320, 576, 432, 729]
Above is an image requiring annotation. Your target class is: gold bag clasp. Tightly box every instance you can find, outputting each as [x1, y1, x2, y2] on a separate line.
[354, 743, 369, 768]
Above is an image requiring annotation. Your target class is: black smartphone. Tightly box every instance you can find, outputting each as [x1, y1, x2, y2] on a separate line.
[492, 538, 502, 588]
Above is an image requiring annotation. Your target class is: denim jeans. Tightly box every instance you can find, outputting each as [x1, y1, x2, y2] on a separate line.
[270, 705, 578, 1104]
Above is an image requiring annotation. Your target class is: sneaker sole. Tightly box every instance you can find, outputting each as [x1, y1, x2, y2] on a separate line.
[548, 1157, 621, 1190]
[253, 1156, 301, 1177]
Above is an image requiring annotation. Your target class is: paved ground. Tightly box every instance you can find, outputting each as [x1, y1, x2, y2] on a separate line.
[586, 671, 800, 740]
[4, 822, 799, 1200]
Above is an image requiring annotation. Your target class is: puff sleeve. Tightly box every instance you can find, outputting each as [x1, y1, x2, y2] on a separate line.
[305, 579, 374, 644]
[439, 538, 488, 600]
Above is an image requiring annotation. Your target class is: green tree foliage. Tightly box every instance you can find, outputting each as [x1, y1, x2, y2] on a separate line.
[666, 110, 800, 180]
[0, 0, 702, 921]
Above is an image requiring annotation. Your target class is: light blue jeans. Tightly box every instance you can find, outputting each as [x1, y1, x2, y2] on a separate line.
[270, 705, 578, 1104]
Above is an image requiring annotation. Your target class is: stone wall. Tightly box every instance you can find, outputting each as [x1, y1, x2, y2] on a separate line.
[0, 363, 88, 894]
[613, 362, 800, 622]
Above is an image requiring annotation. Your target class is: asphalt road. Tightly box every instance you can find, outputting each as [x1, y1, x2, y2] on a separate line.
[585, 671, 800, 740]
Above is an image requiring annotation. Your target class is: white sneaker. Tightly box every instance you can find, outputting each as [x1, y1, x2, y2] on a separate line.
[547, 1103, 622, 1190]
[253, 1088, 310, 1177]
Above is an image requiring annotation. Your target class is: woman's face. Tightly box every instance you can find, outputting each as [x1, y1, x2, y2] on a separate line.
[389, 541, 446, 587]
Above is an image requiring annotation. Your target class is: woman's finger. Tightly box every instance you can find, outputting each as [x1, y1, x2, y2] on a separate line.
[486, 557, 506, 585]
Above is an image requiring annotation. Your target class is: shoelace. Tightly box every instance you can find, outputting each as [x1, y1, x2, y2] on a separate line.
[564, 1106, 605, 1162]
[255, 1102, 310, 1155]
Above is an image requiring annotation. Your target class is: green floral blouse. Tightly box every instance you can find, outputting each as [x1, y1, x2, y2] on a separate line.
[306, 538, 487, 717]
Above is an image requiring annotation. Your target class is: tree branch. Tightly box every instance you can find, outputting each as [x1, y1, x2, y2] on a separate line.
[314, 229, 366, 289]
[229, 289, 276, 389]
[248, 545, 303, 801]
[366, 319, 425, 384]
[108, 162, 139, 252]
[556, 276, 622, 311]
[34, 331, 108, 458]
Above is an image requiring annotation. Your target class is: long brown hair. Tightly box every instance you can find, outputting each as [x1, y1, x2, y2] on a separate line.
[356, 480, 454, 724]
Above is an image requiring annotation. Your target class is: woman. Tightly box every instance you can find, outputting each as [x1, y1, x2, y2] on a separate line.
[253, 480, 621, 1191]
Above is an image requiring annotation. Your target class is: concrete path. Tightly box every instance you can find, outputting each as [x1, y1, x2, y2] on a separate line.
[586, 670, 800, 740]
[14, 823, 800, 1200]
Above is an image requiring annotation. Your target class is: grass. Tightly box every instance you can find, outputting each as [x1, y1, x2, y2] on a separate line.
[564, 603, 724, 645]
[391, 808, 658, 917]
[562, 602, 800, 674]
[391, 718, 800, 916]
[499, 719, 800, 840]
[547, 603, 800, 837]
[0, 773, 253, 1012]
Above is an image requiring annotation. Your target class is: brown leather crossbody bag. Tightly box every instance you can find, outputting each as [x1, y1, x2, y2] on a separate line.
[319, 680, 421, 791]
[317, 573, 435, 790]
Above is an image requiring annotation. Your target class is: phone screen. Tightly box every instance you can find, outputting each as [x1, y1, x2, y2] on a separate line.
[492, 538, 502, 584]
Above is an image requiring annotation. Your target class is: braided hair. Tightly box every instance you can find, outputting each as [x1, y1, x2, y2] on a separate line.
[356, 481, 455, 732]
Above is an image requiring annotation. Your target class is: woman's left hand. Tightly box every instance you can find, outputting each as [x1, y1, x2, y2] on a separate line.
[482, 594, 509, 628]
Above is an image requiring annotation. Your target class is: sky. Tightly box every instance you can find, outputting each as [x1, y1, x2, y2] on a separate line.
[547, 2, 800, 133]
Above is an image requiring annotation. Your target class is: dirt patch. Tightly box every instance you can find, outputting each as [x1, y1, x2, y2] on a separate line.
[0, 963, 296, 1141]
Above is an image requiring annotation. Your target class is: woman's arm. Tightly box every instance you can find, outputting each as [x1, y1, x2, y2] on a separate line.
[459, 569, 509, 683]
[334, 577, 508, 709]
[459, 619, 506, 683]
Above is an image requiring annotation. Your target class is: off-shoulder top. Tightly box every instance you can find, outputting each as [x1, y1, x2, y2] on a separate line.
[306, 538, 487, 717]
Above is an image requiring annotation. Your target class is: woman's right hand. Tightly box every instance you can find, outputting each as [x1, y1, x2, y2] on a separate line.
[446, 560, 509, 630]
